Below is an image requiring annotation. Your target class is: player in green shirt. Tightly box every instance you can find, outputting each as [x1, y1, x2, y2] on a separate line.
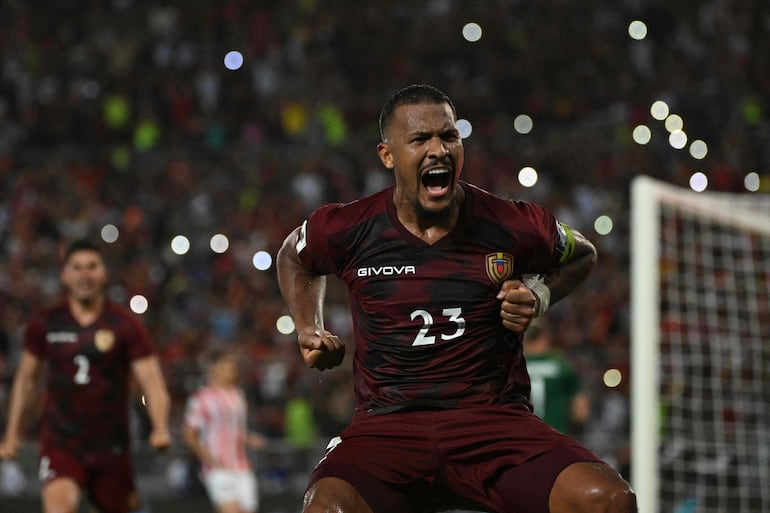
[524, 320, 590, 435]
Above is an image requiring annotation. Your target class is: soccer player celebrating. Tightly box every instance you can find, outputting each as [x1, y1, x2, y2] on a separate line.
[277, 84, 637, 513]
[0, 240, 171, 513]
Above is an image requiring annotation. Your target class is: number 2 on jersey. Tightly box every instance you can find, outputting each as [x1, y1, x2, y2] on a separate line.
[73, 355, 91, 384]
[410, 307, 466, 346]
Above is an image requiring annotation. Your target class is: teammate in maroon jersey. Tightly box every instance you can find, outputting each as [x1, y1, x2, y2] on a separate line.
[0, 240, 171, 513]
[277, 85, 637, 513]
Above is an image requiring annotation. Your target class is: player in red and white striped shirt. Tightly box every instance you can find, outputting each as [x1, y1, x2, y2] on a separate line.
[184, 350, 266, 513]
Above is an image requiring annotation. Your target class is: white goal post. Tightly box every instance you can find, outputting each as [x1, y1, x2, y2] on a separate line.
[631, 175, 770, 513]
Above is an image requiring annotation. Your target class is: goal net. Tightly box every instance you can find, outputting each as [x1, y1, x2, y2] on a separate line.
[630, 175, 770, 513]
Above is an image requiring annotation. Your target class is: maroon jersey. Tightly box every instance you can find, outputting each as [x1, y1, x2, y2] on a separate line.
[24, 302, 154, 453]
[297, 182, 567, 414]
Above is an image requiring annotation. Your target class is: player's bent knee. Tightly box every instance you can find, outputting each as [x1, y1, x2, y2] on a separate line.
[551, 462, 637, 513]
[557, 483, 637, 513]
[612, 485, 638, 513]
[580, 481, 637, 513]
[302, 477, 374, 513]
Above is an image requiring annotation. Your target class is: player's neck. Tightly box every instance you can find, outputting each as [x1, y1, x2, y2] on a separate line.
[395, 187, 464, 244]
[404, 221, 455, 244]
[68, 296, 105, 327]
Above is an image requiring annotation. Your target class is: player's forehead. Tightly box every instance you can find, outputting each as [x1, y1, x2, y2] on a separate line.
[213, 353, 238, 366]
[64, 249, 104, 268]
[392, 102, 457, 134]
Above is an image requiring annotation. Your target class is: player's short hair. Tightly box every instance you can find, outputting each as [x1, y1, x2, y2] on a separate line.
[63, 239, 103, 263]
[206, 348, 236, 365]
[378, 84, 456, 141]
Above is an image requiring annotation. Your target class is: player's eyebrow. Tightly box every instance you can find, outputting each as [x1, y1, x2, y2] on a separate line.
[410, 126, 458, 138]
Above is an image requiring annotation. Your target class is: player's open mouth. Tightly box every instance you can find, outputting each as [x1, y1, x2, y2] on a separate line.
[75, 279, 99, 293]
[421, 167, 451, 197]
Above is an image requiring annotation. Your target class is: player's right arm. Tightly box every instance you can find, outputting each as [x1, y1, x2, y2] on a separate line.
[183, 395, 215, 467]
[182, 424, 215, 467]
[0, 350, 42, 459]
[277, 224, 345, 370]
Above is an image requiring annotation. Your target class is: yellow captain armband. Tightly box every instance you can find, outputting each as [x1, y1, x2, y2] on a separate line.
[556, 222, 576, 264]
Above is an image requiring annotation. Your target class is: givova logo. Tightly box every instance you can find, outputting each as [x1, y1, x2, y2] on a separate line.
[357, 265, 416, 277]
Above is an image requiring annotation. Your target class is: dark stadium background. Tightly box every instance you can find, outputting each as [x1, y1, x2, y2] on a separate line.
[0, 1, 767, 511]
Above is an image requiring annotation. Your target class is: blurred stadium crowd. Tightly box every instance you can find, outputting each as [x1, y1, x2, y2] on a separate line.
[0, 0, 767, 496]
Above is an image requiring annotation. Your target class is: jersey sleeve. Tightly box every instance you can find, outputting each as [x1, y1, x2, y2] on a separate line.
[296, 203, 347, 275]
[184, 393, 205, 431]
[23, 313, 48, 358]
[515, 201, 563, 274]
[124, 313, 154, 361]
[238, 390, 249, 430]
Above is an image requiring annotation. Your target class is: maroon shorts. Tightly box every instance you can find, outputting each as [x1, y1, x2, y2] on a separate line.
[308, 404, 600, 513]
[39, 445, 139, 513]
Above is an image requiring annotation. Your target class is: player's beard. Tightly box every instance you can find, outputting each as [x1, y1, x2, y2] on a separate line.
[70, 281, 105, 305]
[413, 195, 457, 224]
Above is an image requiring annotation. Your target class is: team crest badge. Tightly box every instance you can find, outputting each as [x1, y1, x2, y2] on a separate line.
[94, 329, 115, 352]
[486, 252, 514, 285]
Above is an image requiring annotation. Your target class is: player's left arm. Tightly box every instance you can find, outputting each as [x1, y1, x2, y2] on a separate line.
[131, 355, 172, 451]
[498, 224, 596, 332]
[536, 223, 597, 306]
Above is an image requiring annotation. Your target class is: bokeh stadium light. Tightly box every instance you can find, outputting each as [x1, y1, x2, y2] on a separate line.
[224, 50, 244, 70]
[170, 235, 191, 255]
[689, 140, 708, 159]
[513, 114, 534, 134]
[462, 22, 482, 42]
[632, 125, 651, 145]
[689, 172, 708, 192]
[252, 251, 272, 271]
[457, 119, 472, 139]
[744, 172, 761, 192]
[210, 233, 229, 254]
[101, 224, 119, 244]
[518, 167, 538, 188]
[628, 20, 648, 40]
[603, 368, 623, 388]
[276, 315, 295, 335]
[594, 215, 614, 236]
[130, 295, 149, 315]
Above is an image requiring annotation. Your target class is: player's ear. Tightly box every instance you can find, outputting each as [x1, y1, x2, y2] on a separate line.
[377, 142, 395, 169]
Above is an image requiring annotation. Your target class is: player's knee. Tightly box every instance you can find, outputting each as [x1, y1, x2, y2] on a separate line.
[302, 494, 343, 513]
[302, 477, 373, 513]
[552, 462, 637, 513]
[580, 481, 637, 513]
[301, 485, 339, 513]
[302, 504, 328, 513]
